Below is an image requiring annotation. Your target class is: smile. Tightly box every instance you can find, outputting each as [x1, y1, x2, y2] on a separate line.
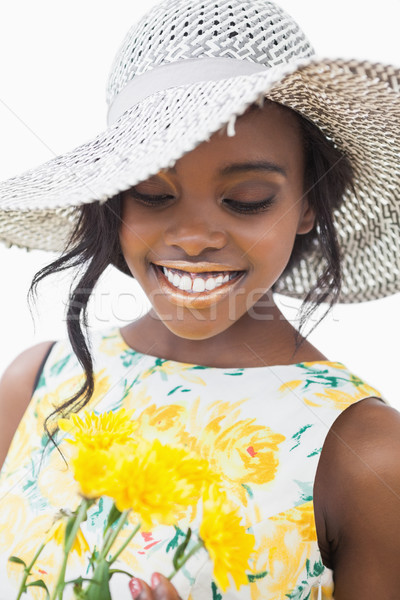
[159, 265, 241, 293]
[152, 263, 246, 308]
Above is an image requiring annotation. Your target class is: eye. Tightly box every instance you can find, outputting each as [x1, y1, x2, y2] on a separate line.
[224, 196, 276, 214]
[128, 189, 174, 206]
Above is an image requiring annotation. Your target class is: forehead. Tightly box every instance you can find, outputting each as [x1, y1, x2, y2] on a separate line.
[164, 102, 304, 178]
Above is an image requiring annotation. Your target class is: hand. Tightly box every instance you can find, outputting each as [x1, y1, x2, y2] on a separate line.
[129, 573, 182, 600]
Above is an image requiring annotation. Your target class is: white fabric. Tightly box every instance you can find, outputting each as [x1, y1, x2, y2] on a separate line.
[107, 58, 268, 125]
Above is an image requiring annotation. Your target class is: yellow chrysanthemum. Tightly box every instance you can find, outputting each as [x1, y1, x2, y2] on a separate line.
[70, 441, 136, 498]
[199, 484, 256, 592]
[58, 408, 138, 450]
[110, 439, 214, 528]
[45, 516, 90, 557]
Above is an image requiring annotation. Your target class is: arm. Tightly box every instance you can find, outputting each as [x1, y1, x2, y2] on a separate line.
[0, 340, 55, 469]
[315, 397, 400, 599]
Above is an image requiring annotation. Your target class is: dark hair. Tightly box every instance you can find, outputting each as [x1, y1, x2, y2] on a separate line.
[28, 104, 354, 434]
[276, 107, 354, 336]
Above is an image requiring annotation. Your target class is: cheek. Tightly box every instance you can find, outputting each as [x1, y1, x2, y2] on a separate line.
[118, 205, 157, 259]
[245, 215, 300, 270]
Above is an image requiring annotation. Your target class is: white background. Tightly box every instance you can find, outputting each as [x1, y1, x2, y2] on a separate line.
[0, 0, 399, 406]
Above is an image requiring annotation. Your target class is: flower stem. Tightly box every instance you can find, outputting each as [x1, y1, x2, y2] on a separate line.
[15, 542, 46, 600]
[167, 541, 205, 580]
[99, 509, 131, 561]
[108, 522, 141, 565]
[50, 498, 89, 600]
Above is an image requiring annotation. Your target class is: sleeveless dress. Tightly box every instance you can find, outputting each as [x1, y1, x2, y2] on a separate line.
[0, 326, 384, 600]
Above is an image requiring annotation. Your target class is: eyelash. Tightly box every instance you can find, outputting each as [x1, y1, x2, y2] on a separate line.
[129, 191, 275, 214]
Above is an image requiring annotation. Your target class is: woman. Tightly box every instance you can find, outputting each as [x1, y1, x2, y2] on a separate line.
[0, 0, 399, 598]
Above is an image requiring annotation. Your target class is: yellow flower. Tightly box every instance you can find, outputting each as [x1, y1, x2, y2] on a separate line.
[70, 442, 133, 498]
[110, 439, 214, 528]
[199, 483, 256, 592]
[45, 515, 90, 557]
[58, 408, 138, 450]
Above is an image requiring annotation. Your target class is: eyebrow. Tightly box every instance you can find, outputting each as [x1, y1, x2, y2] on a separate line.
[218, 161, 287, 177]
[166, 160, 287, 178]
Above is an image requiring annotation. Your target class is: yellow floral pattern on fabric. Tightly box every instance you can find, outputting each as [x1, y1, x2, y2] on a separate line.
[307, 383, 381, 411]
[0, 327, 384, 600]
[8, 513, 87, 598]
[250, 502, 318, 600]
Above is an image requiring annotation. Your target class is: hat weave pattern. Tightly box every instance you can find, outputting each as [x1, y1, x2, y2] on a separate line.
[0, 0, 399, 303]
[106, 0, 314, 104]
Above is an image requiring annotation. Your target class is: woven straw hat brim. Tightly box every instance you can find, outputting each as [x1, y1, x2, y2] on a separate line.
[0, 57, 399, 303]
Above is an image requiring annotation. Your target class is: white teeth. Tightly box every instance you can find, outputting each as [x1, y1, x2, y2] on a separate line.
[163, 267, 175, 284]
[159, 265, 241, 293]
[179, 275, 192, 291]
[205, 277, 216, 291]
[192, 278, 206, 292]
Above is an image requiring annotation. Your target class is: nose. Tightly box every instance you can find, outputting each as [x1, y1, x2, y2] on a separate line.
[163, 204, 228, 256]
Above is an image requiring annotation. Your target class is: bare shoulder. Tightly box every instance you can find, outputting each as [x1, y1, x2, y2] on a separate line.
[317, 396, 400, 488]
[314, 397, 400, 596]
[0, 340, 55, 468]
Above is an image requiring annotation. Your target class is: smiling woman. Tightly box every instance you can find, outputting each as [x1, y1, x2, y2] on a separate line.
[0, 0, 399, 599]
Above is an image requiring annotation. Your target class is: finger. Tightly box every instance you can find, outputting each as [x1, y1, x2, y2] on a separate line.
[129, 577, 154, 600]
[151, 573, 182, 600]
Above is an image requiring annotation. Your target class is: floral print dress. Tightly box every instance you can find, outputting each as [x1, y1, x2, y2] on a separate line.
[0, 326, 384, 600]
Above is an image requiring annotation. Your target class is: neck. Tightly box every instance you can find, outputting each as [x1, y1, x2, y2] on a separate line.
[120, 295, 326, 368]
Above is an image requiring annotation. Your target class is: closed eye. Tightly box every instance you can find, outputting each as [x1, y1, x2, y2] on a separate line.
[128, 190, 174, 205]
[224, 196, 276, 214]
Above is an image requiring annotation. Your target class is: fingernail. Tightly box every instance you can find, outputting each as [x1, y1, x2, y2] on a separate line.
[151, 572, 162, 589]
[129, 578, 143, 599]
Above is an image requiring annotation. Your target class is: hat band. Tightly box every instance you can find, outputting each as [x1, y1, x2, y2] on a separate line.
[107, 57, 268, 125]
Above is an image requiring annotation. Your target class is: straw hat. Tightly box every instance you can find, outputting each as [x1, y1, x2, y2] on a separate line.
[0, 0, 399, 302]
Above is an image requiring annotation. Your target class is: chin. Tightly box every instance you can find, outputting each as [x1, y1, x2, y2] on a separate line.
[159, 318, 231, 342]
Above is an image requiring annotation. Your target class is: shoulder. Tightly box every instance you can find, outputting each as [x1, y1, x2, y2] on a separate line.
[0, 340, 56, 467]
[317, 396, 400, 488]
[315, 397, 400, 595]
[0, 340, 56, 393]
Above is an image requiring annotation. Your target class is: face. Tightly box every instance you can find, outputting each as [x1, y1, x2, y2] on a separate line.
[119, 102, 315, 341]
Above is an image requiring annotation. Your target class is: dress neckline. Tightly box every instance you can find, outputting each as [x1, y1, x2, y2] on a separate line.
[114, 327, 344, 372]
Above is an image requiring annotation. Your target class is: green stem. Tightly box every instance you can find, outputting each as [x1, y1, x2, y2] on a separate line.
[15, 542, 46, 600]
[108, 522, 141, 565]
[99, 509, 131, 561]
[50, 498, 89, 600]
[167, 541, 205, 580]
[109, 568, 135, 578]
